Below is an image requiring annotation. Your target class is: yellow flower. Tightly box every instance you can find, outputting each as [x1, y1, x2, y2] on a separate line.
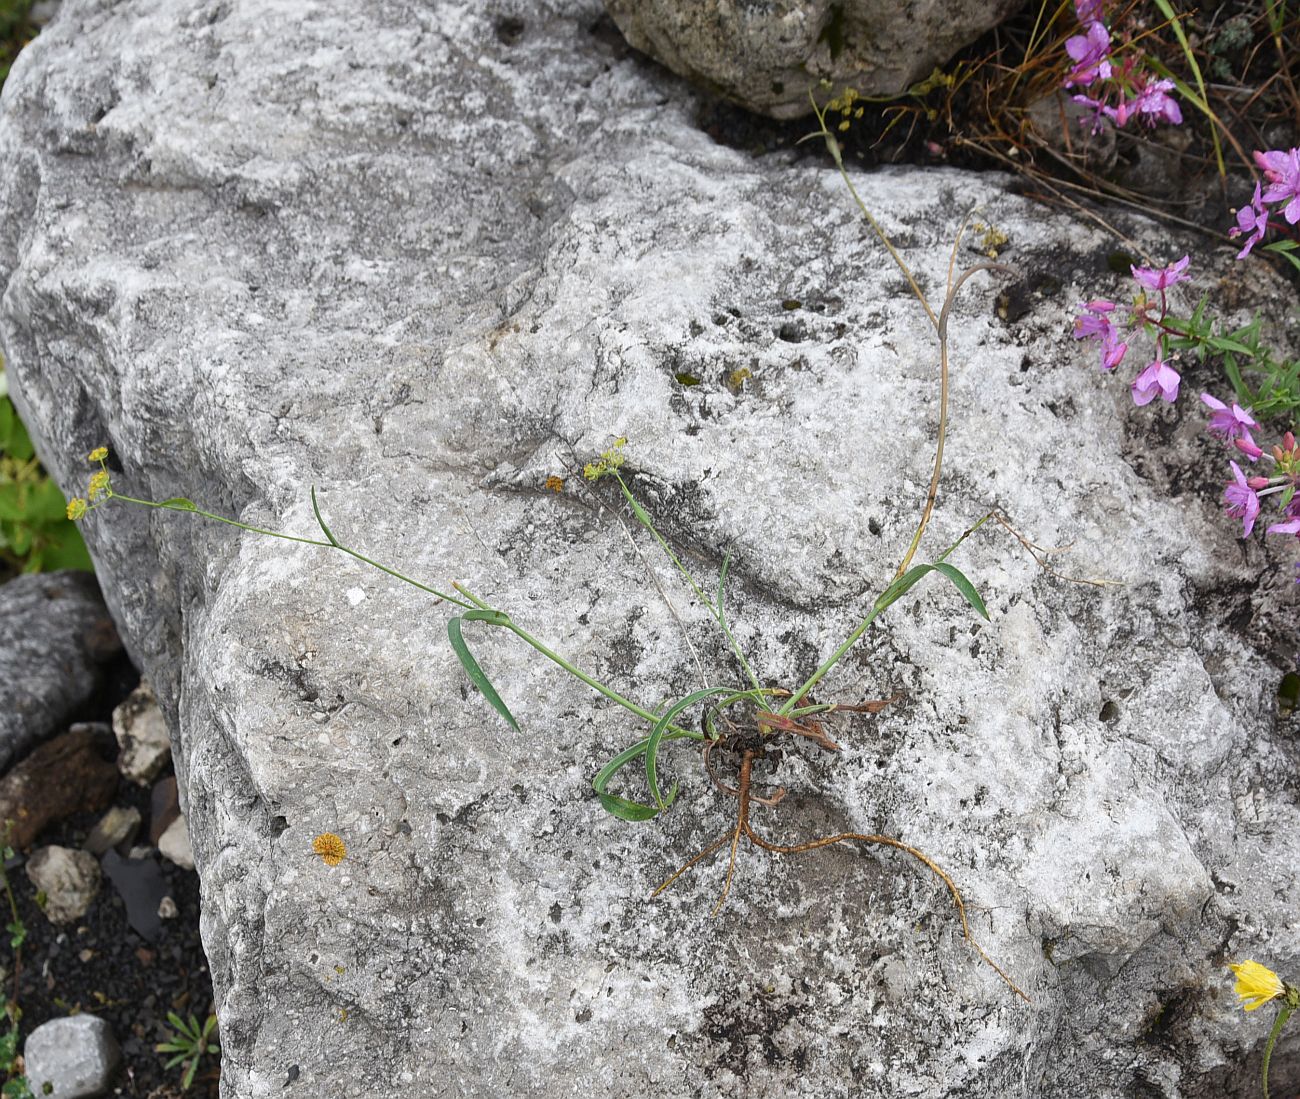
[66, 497, 87, 521]
[582, 437, 628, 481]
[312, 833, 347, 867]
[87, 446, 108, 462]
[1230, 960, 1286, 1011]
[88, 470, 110, 501]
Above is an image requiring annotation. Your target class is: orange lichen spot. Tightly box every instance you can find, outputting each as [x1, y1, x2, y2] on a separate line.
[544, 475, 565, 493]
[312, 832, 347, 866]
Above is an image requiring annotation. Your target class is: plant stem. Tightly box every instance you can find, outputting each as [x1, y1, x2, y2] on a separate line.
[611, 473, 762, 693]
[108, 491, 476, 610]
[1262, 1004, 1292, 1099]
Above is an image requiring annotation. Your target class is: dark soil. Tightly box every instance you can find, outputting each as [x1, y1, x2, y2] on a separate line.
[2, 654, 218, 1098]
[11, 778, 218, 1099]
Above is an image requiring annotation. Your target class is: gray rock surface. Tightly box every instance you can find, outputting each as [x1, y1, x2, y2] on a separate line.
[0, 2, 1296, 1098]
[158, 812, 194, 871]
[604, 0, 1023, 118]
[24, 1013, 121, 1099]
[0, 570, 121, 771]
[83, 805, 142, 856]
[112, 679, 171, 785]
[26, 845, 100, 925]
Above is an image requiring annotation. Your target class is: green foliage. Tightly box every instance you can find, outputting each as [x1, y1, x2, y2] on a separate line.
[0, 0, 34, 88]
[0, 376, 93, 578]
[156, 1013, 219, 1091]
[1163, 294, 1300, 419]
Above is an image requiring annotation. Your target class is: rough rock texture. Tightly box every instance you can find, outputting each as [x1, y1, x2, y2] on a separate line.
[603, 0, 1023, 118]
[24, 1013, 122, 1099]
[26, 845, 101, 924]
[0, 2, 1298, 1098]
[112, 679, 171, 785]
[0, 569, 121, 770]
[83, 805, 142, 856]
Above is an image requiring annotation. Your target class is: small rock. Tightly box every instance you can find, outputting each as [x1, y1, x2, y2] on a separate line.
[0, 570, 122, 772]
[112, 681, 171, 786]
[25, 1013, 122, 1099]
[83, 806, 142, 857]
[26, 846, 101, 925]
[0, 726, 118, 849]
[78, 948, 94, 963]
[157, 896, 178, 920]
[100, 851, 166, 942]
[135, 946, 155, 967]
[157, 815, 194, 872]
[149, 775, 179, 844]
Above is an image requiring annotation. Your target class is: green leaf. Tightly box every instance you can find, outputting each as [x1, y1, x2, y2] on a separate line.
[592, 740, 663, 821]
[644, 687, 744, 810]
[930, 562, 989, 620]
[1206, 335, 1258, 356]
[874, 562, 988, 620]
[309, 486, 340, 547]
[595, 791, 663, 821]
[447, 616, 519, 731]
[6, 920, 25, 951]
[160, 497, 198, 511]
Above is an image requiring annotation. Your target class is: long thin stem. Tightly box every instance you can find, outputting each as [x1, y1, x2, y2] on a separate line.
[109, 491, 476, 610]
[892, 260, 1009, 581]
[1262, 1004, 1292, 1099]
[612, 473, 762, 693]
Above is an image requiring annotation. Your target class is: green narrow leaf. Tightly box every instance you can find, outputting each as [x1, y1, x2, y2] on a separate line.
[644, 687, 744, 810]
[592, 739, 661, 821]
[159, 497, 198, 511]
[1207, 336, 1257, 355]
[872, 564, 933, 614]
[447, 616, 519, 731]
[874, 562, 988, 620]
[931, 561, 990, 621]
[309, 486, 340, 547]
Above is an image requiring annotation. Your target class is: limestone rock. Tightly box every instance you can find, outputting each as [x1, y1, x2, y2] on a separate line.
[111, 681, 171, 786]
[603, 0, 1023, 118]
[0, 1, 1296, 1097]
[83, 805, 142, 856]
[26, 845, 100, 925]
[158, 813, 195, 871]
[0, 570, 121, 772]
[24, 1014, 121, 1099]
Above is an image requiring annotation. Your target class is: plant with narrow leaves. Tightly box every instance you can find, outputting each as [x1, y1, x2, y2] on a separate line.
[157, 1012, 219, 1091]
[67, 90, 1071, 999]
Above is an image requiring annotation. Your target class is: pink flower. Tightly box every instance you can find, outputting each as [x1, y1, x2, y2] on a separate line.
[1075, 0, 1105, 21]
[1266, 517, 1300, 537]
[1255, 148, 1300, 224]
[1235, 435, 1265, 462]
[1074, 300, 1128, 370]
[1229, 183, 1270, 258]
[1224, 461, 1261, 537]
[1201, 393, 1259, 441]
[1131, 358, 1180, 406]
[1130, 78, 1181, 126]
[1131, 255, 1191, 292]
[1064, 22, 1113, 88]
[1072, 94, 1111, 135]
